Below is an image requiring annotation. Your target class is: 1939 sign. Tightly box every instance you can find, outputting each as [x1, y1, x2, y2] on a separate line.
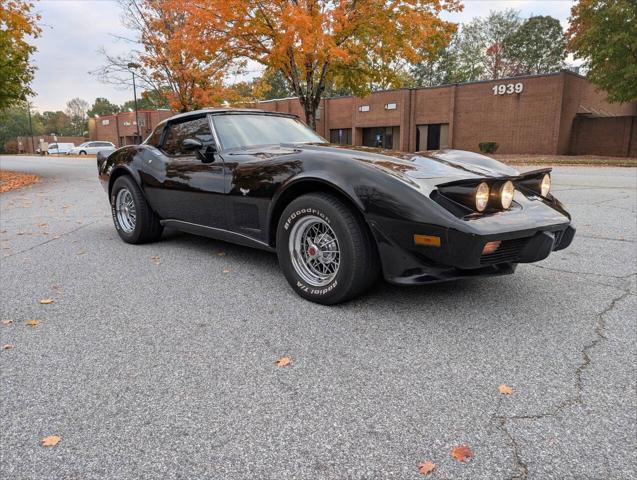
[492, 83, 524, 95]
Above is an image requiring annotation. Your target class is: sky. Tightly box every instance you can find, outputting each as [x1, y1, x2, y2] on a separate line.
[29, 0, 578, 112]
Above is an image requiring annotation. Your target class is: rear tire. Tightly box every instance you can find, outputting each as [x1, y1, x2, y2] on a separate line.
[79, 150, 86, 155]
[276, 192, 379, 305]
[110, 175, 163, 244]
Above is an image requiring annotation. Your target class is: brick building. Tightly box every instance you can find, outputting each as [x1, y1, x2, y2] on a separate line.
[89, 109, 173, 147]
[14, 135, 86, 154]
[258, 71, 637, 156]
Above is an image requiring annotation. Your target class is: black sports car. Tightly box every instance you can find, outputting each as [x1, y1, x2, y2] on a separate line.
[97, 109, 575, 304]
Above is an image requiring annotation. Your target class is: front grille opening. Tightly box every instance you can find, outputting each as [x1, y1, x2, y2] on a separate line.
[480, 237, 530, 265]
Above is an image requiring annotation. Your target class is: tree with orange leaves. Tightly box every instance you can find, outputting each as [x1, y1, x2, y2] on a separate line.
[96, 0, 238, 112]
[168, 0, 461, 128]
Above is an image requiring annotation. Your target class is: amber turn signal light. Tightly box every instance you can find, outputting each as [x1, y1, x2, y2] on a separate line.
[414, 234, 441, 247]
[482, 241, 501, 255]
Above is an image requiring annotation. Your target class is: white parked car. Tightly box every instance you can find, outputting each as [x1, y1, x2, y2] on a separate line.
[67, 141, 116, 155]
[47, 143, 75, 155]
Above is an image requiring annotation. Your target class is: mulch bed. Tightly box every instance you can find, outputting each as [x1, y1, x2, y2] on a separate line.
[0, 170, 39, 193]
[493, 154, 636, 167]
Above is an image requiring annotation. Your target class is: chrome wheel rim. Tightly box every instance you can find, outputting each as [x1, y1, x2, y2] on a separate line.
[115, 188, 136, 233]
[289, 216, 340, 287]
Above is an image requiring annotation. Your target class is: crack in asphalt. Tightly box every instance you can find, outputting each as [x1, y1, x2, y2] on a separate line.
[1, 220, 100, 259]
[576, 234, 636, 243]
[529, 263, 637, 283]
[494, 288, 633, 480]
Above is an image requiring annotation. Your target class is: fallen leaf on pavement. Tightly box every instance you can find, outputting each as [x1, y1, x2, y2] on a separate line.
[39, 298, 54, 305]
[40, 435, 60, 447]
[1, 319, 13, 325]
[37, 223, 48, 228]
[451, 445, 474, 463]
[275, 356, 291, 367]
[25, 319, 41, 327]
[2, 344, 14, 350]
[217, 252, 226, 256]
[498, 384, 514, 395]
[76, 251, 86, 256]
[222, 268, 231, 273]
[150, 255, 161, 265]
[0, 171, 39, 193]
[417, 461, 436, 475]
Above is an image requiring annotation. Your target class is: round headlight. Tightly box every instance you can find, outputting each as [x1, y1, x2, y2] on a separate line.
[500, 180, 515, 209]
[475, 182, 490, 212]
[540, 173, 551, 197]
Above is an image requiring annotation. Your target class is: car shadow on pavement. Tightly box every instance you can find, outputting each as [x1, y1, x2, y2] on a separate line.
[157, 227, 480, 306]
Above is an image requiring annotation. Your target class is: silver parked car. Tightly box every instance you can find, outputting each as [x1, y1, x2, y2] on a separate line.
[67, 141, 116, 155]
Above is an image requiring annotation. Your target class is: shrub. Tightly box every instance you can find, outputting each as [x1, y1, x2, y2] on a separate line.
[479, 141, 499, 154]
[4, 140, 19, 154]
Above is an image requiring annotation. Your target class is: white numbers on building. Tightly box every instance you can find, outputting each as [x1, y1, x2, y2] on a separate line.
[492, 83, 524, 95]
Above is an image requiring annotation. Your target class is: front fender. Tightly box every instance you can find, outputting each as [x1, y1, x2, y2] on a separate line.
[98, 147, 144, 195]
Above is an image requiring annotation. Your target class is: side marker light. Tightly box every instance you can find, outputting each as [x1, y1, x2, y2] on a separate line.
[414, 234, 441, 247]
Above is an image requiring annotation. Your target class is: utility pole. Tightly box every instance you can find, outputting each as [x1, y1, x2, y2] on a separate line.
[26, 101, 35, 154]
[127, 62, 142, 144]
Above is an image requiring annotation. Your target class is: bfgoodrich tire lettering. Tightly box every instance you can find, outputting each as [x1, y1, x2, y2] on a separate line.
[276, 192, 379, 305]
[110, 175, 163, 244]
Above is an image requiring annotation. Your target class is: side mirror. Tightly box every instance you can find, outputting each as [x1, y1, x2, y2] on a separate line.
[199, 144, 217, 163]
[182, 138, 203, 151]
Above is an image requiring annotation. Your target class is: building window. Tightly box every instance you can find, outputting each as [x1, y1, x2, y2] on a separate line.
[384, 103, 397, 110]
[358, 105, 370, 112]
[329, 128, 352, 145]
[416, 123, 449, 151]
[362, 126, 400, 150]
[101, 119, 110, 126]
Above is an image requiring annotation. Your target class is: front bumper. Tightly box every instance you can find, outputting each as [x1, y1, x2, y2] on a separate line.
[367, 212, 575, 286]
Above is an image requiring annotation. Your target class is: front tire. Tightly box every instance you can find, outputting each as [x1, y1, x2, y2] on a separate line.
[276, 193, 379, 305]
[110, 175, 163, 244]
[79, 150, 86, 155]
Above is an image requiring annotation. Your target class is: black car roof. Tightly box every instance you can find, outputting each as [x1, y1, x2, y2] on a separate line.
[165, 108, 298, 123]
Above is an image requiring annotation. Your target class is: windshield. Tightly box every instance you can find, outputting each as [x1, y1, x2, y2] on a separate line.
[212, 114, 326, 150]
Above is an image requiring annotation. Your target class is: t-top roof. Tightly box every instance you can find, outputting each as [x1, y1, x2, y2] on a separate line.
[166, 108, 299, 123]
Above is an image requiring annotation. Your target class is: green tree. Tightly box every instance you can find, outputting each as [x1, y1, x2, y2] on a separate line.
[87, 97, 120, 117]
[0, 102, 43, 152]
[473, 10, 522, 79]
[504, 16, 566, 75]
[411, 10, 523, 86]
[65, 97, 89, 136]
[0, 0, 41, 110]
[412, 38, 467, 87]
[259, 70, 294, 100]
[38, 111, 74, 135]
[568, 0, 637, 102]
[120, 90, 170, 111]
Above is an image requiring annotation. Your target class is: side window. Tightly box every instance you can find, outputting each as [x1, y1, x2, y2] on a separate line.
[162, 117, 214, 156]
[146, 125, 164, 147]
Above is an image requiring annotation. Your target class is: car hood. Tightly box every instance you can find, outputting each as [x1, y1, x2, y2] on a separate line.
[282, 144, 519, 184]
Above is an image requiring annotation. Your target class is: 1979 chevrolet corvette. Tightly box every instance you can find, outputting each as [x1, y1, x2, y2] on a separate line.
[97, 109, 575, 304]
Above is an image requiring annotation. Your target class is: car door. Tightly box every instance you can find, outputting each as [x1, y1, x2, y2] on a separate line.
[142, 116, 227, 228]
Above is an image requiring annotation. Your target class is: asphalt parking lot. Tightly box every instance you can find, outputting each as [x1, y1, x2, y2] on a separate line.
[1, 155, 635, 479]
